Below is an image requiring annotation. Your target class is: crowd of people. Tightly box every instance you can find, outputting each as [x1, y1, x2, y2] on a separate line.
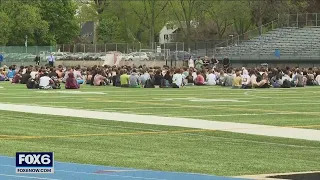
[0, 62, 320, 89]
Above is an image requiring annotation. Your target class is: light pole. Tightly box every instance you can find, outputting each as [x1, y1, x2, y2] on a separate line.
[25, 35, 28, 53]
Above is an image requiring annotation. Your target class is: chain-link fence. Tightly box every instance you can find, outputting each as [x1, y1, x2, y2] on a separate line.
[0, 46, 57, 66]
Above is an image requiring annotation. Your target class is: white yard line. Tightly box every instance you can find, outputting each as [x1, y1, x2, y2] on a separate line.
[178, 112, 294, 118]
[0, 103, 320, 142]
[0, 173, 60, 180]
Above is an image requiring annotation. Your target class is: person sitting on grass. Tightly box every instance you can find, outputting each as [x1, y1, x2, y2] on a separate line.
[0, 68, 7, 81]
[11, 71, 22, 84]
[163, 70, 172, 87]
[144, 70, 155, 88]
[65, 72, 80, 89]
[93, 70, 107, 86]
[185, 69, 194, 86]
[86, 67, 92, 85]
[48, 67, 58, 79]
[7, 66, 15, 82]
[139, 69, 150, 88]
[172, 69, 183, 88]
[223, 68, 233, 87]
[316, 70, 320, 85]
[232, 71, 242, 89]
[30, 67, 39, 80]
[129, 69, 140, 88]
[306, 70, 316, 86]
[20, 70, 31, 84]
[255, 73, 270, 88]
[74, 66, 84, 84]
[62, 67, 73, 83]
[206, 69, 216, 86]
[217, 70, 225, 85]
[120, 69, 129, 87]
[26, 77, 38, 89]
[56, 66, 64, 80]
[241, 69, 251, 89]
[270, 69, 284, 88]
[154, 69, 163, 88]
[39, 72, 55, 89]
[194, 70, 205, 86]
[294, 69, 304, 87]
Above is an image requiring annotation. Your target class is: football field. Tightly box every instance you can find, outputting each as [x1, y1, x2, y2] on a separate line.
[0, 83, 320, 179]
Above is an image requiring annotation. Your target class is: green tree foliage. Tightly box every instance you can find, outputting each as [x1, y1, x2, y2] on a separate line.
[37, 0, 80, 44]
[232, 0, 252, 38]
[201, 0, 235, 39]
[97, 13, 122, 43]
[0, 11, 11, 45]
[0, 0, 79, 45]
[0, 0, 316, 46]
[169, 0, 198, 47]
[1, 1, 49, 46]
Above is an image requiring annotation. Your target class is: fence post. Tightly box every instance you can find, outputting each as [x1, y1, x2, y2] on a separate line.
[205, 42, 208, 56]
[126, 43, 129, 54]
[104, 44, 106, 53]
[306, 13, 308, 26]
[316, 13, 318, 26]
[296, 13, 299, 27]
[164, 42, 167, 65]
[175, 42, 178, 67]
[84, 44, 86, 53]
[115, 43, 118, 52]
[182, 42, 184, 52]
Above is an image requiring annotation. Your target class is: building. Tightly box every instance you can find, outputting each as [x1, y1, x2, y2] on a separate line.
[159, 22, 179, 44]
[159, 21, 199, 44]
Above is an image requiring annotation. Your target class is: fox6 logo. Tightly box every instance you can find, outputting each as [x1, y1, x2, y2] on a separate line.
[16, 152, 54, 167]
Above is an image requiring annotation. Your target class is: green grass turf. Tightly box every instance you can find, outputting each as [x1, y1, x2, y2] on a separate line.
[1, 82, 320, 129]
[1, 110, 320, 176]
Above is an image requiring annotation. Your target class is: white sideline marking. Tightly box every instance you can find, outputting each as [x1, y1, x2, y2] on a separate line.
[178, 112, 293, 118]
[0, 103, 320, 141]
[37, 91, 106, 95]
[154, 98, 248, 102]
[0, 173, 60, 180]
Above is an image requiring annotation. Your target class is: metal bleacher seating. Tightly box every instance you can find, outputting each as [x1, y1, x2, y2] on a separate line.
[216, 26, 320, 60]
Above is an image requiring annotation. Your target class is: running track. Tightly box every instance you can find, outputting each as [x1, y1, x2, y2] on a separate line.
[0, 156, 245, 180]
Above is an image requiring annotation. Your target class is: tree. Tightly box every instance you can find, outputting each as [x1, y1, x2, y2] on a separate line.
[3, 3, 49, 46]
[128, 0, 169, 46]
[231, 1, 252, 39]
[249, 0, 309, 34]
[77, 1, 99, 23]
[37, 0, 80, 44]
[97, 13, 123, 43]
[169, 0, 198, 48]
[203, 0, 234, 39]
[0, 11, 11, 45]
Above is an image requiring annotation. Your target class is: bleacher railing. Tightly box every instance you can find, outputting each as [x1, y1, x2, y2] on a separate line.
[214, 13, 320, 60]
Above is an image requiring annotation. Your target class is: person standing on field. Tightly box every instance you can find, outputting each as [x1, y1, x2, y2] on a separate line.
[0, 52, 3, 67]
[48, 53, 55, 67]
[34, 54, 40, 65]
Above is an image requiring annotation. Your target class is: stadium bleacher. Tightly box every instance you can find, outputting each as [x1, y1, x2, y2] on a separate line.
[215, 26, 320, 60]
